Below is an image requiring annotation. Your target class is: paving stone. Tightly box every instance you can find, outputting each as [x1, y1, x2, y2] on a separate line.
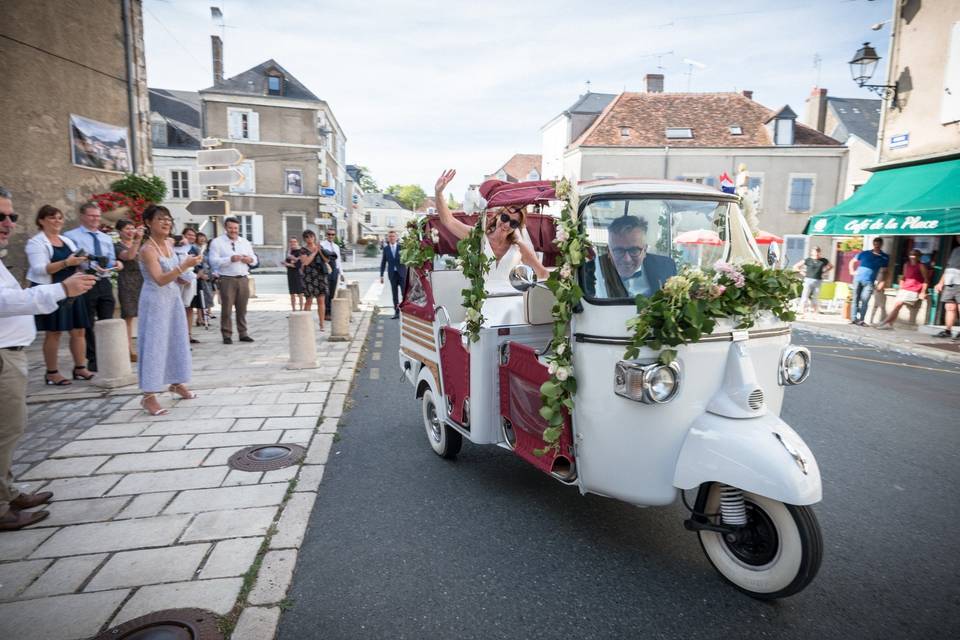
[20, 553, 108, 599]
[139, 418, 236, 436]
[306, 381, 331, 393]
[171, 395, 254, 407]
[295, 465, 325, 492]
[279, 429, 312, 444]
[261, 466, 298, 484]
[231, 418, 265, 431]
[180, 405, 221, 419]
[179, 506, 277, 542]
[107, 467, 229, 496]
[247, 549, 297, 605]
[97, 409, 141, 424]
[322, 394, 347, 418]
[30, 515, 192, 558]
[317, 418, 339, 433]
[51, 437, 160, 457]
[97, 449, 210, 474]
[0, 558, 50, 600]
[270, 492, 316, 550]
[263, 416, 318, 430]
[305, 434, 334, 465]
[201, 447, 247, 467]
[277, 392, 328, 404]
[0, 589, 129, 640]
[20, 456, 108, 480]
[199, 537, 263, 579]
[114, 492, 175, 520]
[77, 423, 148, 439]
[34, 496, 128, 528]
[152, 434, 192, 451]
[0, 529, 55, 561]
[85, 543, 210, 591]
[102, 407, 196, 423]
[187, 430, 283, 449]
[34, 475, 122, 500]
[112, 578, 242, 625]
[252, 392, 280, 404]
[233, 605, 281, 640]
[296, 403, 325, 417]
[330, 380, 350, 394]
[215, 404, 297, 418]
[222, 469, 263, 486]
[165, 483, 287, 514]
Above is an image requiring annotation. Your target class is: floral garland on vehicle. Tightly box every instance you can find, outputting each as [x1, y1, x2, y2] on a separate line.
[624, 261, 802, 364]
[535, 178, 590, 457]
[399, 216, 438, 268]
[457, 219, 492, 342]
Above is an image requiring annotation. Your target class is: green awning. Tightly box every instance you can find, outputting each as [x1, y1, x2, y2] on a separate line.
[805, 157, 960, 235]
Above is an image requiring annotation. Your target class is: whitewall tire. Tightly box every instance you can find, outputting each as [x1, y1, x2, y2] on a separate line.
[421, 389, 462, 459]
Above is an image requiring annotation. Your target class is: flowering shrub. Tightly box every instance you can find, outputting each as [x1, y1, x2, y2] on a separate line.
[90, 191, 149, 227]
[457, 219, 491, 342]
[399, 216, 437, 268]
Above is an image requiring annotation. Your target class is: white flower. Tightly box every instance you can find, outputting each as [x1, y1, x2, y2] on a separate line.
[465, 307, 480, 321]
[548, 361, 558, 375]
[555, 341, 566, 356]
[555, 366, 571, 381]
[430, 228, 440, 243]
[555, 227, 569, 244]
[560, 264, 572, 279]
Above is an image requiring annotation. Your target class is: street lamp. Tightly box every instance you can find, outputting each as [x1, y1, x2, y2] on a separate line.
[848, 42, 898, 106]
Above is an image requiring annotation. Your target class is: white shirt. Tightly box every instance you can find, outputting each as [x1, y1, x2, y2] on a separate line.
[320, 239, 341, 273]
[208, 234, 258, 277]
[1, 259, 66, 348]
[595, 265, 651, 298]
[25, 232, 79, 284]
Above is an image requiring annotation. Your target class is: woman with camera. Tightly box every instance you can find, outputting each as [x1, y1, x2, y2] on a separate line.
[25, 205, 93, 385]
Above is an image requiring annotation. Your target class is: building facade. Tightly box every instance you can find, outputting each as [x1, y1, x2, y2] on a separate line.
[148, 88, 204, 234]
[360, 193, 416, 240]
[0, 0, 151, 278]
[485, 154, 543, 183]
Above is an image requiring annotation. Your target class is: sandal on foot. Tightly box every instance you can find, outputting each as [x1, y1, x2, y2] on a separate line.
[44, 370, 71, 386]
[169, 383, 198, 400]
[72, 366, 95, 381]
[140, 394, 169, 416]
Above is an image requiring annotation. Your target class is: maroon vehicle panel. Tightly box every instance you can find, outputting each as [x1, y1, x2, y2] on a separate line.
[439, 326, 470, 425]
[399, 266, 435, 322]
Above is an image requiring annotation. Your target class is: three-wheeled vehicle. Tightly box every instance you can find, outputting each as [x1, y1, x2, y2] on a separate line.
[398, 178, 822, 599]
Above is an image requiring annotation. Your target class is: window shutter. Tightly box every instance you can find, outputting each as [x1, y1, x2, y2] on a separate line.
[248, 111, 260, 141]
[942, 22, 960, 124]
[227, 110, 241, 139]
[251, 214, 264, 245]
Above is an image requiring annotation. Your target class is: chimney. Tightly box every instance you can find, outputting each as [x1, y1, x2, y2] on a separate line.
[211, 35, 224, 86]
[804, 87, 828, 132]
[644, 73, 664, 93]
[741, 90, 754, 100]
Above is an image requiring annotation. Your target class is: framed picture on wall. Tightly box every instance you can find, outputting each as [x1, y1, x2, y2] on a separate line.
[69, 114, 131, 173]
[285, 169, 304, 195]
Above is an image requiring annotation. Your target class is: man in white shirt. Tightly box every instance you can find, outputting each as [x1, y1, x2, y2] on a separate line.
[320, 229, 342, 319]
[0, 187, 96, 530]
[208, 217, 258, 344]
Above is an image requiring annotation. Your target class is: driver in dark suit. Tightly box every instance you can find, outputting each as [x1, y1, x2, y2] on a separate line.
[589, 214, 676, 298]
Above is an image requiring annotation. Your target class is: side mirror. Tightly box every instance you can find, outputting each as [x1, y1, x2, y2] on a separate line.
[767, 242, 782, 268]
[509, 264, 537, 291]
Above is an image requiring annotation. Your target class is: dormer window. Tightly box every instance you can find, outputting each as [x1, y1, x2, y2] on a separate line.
[729, 125, 743, 135]
[267, 74, 283, 96]
[767, 105, 797, 146]
[620, 126, 630, 137]
[665, 128, 693, 139]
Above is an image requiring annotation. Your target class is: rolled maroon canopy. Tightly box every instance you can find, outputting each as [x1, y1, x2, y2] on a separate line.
[479, 179, 557, 208]
[425, 212, 559, 267]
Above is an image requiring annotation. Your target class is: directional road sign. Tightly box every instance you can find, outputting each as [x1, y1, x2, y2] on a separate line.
[198, 168, 245, 187]
[186, 200, 230, 217]
[197, 148, 243, 167]
[321, 187, 336, 197]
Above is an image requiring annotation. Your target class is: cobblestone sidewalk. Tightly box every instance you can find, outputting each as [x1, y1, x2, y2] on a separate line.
[0, 283, 382, 640]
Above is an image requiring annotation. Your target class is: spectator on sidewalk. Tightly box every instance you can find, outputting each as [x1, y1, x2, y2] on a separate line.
[1, 186, 96, 530]
[320, 229, 342, 319]
[191, 231, 215, 325]
[174, 228, 199, 344]
[65, 202, 122, 372]
[208, 217, 258, 344]
[793, 247, 832, 315]
[115, 219, 144, 362]
[25, 205, 93, 385]
[284, 236, 306, 312]
[380, 230, 406, 319]
[137, 205, 203, 416]
[934, 236, 960, 341]
[875, 249, 929, 330]
[848, 238, 889, 326]
[301, 229, 329, 332]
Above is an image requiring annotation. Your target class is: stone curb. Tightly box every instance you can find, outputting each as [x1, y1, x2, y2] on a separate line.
[793, 321, 960, 365]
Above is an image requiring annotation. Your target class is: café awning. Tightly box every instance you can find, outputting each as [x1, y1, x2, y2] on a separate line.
[805, 157, 960, 236]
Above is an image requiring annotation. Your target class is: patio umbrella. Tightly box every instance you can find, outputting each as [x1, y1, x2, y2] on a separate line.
[674, 229, 722, 267]
[753, 230, 783, 245]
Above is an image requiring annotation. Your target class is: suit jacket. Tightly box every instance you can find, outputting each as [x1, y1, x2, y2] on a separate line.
[380, 243, 406, 279]
[586, 252, 677, 299]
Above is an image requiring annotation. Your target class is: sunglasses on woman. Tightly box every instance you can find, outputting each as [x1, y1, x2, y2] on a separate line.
[0, 213, 19, 223]
[498, 212, 521, 229]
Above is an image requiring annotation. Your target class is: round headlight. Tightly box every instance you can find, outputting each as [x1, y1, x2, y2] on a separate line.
[780, 346, 811, 385]
[645, 364, 679, 403]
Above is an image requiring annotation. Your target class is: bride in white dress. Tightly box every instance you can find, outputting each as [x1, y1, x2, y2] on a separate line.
[434, 169, 550, 326]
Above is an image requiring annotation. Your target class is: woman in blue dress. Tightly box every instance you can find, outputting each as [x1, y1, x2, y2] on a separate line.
[137, 205, 203, 416]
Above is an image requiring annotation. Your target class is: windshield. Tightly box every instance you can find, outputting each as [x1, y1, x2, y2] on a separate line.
[580, 196, 730, 303]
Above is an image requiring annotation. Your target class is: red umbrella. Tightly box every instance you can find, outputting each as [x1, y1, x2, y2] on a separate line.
[674, 229, 722, 245]
[754, 230, 783, 245]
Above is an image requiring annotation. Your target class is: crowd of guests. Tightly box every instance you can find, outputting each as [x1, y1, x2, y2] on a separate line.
[284, 228, 342, 331]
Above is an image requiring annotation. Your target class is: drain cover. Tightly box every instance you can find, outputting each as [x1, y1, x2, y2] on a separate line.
[227, 443, 305, 471]
[93, 608, 222, 640]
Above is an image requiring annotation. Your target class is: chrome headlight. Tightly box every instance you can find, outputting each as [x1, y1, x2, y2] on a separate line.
[779, 346, 811, 385]
[614, 360, 681, 404]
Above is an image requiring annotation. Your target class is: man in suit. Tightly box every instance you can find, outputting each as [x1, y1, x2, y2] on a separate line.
[379, 230, 406, 318]
[592, 215, 676, 298]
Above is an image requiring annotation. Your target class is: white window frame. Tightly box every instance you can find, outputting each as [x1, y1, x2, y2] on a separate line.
[227, 107, 260, 141]
[665, 128, 693, 139]
[784, 234, 810, 272]
[282, 212, 307, 243]
[170, 169, 190, 200]
[284, 168, 304, 195]
[231, 160, 256, 194]
[746, 172, 765, 210]
[786, 173, 816, 213]
[774, 118, 794, 145]
[232, 211, 264, 245]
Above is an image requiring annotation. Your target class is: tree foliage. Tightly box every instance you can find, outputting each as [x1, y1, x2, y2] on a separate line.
[446, 193, 461, 210]
[385, 184, 427, 212]
[109, 173, 167, 203]
[355, 165, 379, 193]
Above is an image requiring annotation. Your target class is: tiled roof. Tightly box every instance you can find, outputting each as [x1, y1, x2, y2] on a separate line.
[827, 97, 881, 144]
[487, 154, 542, 182]
[573, 92, 842, 148]
[201, 59, 320, 102]
[415, 196, 437, 213]
[567, 92, 617, 114]
[148, 88, 201, 149]
[362, 192, 405, 210]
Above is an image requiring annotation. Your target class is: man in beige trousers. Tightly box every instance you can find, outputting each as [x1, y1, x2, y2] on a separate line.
[0, 187, 96, 530]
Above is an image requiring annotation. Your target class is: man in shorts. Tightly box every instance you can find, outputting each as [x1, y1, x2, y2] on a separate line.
[793, 247, 832, 315]
[934, 236, 960, 341]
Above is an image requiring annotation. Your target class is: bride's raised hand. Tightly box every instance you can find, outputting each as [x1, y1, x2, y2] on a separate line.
[435, 169, 456, 194]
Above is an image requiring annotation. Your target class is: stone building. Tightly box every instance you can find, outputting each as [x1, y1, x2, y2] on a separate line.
[148, 88, 203, 234]
[0, 0, 151, 277]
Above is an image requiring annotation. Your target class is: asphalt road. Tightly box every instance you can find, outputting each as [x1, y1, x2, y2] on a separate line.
[279, 320, 960, 640]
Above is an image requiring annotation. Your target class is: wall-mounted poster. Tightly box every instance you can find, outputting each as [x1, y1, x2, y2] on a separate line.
[285, 169, 304, 195]
[70, 114, 131, 173]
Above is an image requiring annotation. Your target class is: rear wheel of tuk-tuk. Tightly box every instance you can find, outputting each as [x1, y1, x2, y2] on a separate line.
[697, 485, 822, 600]
[421, 389, 462, 459]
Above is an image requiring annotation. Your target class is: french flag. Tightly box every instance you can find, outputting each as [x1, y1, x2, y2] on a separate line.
[719, 172, 735, 194]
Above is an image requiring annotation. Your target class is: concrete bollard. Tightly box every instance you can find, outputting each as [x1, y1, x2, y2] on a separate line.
[248, 276, 257, 299]
[286, 311, 318, 369]
[94, 318, 138, 388]
[348, 280, 360, 311]
[328, 297, 351, 342]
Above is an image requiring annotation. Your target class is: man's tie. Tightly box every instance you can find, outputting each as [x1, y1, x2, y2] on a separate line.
[89, 231, 102, 258]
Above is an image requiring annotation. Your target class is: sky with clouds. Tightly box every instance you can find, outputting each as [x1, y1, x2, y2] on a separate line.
[143, 0, 892, 198]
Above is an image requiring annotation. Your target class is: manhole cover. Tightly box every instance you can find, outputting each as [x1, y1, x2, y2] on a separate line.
[93, 608, 222, 640]
[227, 443, 305, 471]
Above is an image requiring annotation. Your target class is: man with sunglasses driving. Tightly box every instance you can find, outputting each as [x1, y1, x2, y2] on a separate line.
[594, 215, 676, 298]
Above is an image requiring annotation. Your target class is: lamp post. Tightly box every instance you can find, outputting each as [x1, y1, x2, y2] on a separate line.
[849, 42, 898, 106]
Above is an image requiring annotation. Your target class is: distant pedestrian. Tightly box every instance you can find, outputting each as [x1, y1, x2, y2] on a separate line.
[284, 236, 306, 311]
[65, 202, 122, 372]
[793, 247, 833, 315]
[1, 186, 97, 529]
[191, 231, 215, 325]
[874, 249, 929, 329]
[136, 205, 202, 416]
[380, 229, 406, 319]
[208, 217, 258, 344]
[848, 238, 889, 326]
[320, 229, 342, 319]
[934, 235, 960, 341]
[25, 205, 93, 385]
[115, 219, 144, 362]
[301, 229, 329, 331]
[174, 228, 199, 344]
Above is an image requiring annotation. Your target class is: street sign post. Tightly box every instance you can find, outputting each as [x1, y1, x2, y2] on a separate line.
[186, 200, 230, 217]
[321, 187, 336, 197]
[197, 148, 244, 166]
[198, 168, 245, 187]
[188, 141, 243, 218]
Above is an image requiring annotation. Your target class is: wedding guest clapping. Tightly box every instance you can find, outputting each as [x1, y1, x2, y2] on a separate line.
[114, 219, 144, 362]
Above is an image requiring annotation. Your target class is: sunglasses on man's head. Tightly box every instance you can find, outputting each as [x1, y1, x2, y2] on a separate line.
[0, 213, 19, 223]
[498, 212, 521, 229]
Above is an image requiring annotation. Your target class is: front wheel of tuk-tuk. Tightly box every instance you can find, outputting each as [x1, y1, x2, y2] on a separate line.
[697, 486, 822, 600]
[421, 389, 462, 459]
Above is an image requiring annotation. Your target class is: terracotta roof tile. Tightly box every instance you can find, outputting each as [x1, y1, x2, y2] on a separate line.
[573, 92, 841, 148]
[487, 153, 542, 182]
